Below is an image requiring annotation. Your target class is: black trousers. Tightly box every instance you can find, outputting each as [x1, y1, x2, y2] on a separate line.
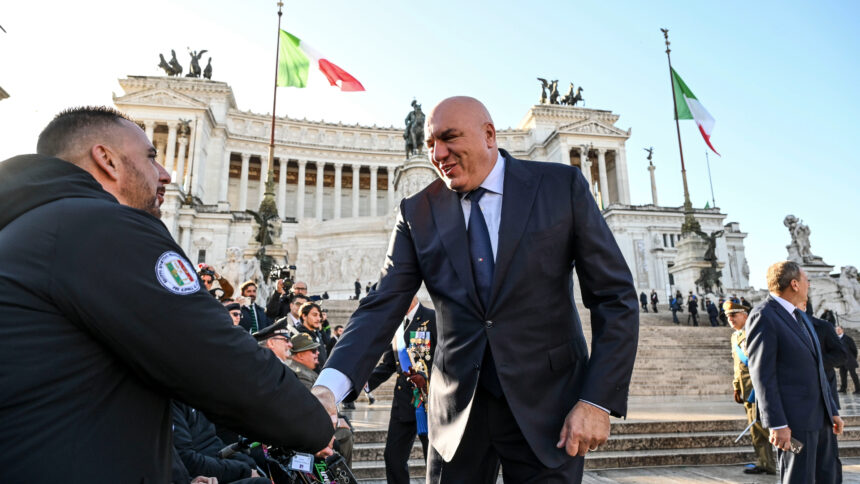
[384, 414, 428, 484]
[427, 386, 583, 483]
[777, 420, 840, 484]
[839, 366, 860, 392]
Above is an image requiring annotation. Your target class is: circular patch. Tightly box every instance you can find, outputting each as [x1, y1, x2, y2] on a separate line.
[155, 251, 200, 295]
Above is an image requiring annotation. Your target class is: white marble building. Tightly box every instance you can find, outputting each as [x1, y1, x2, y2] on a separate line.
[113, 75, 751, 299]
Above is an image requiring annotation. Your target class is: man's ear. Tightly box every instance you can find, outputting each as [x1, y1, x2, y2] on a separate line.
[90, 144, 120, 181]
[484, 122, 496, 148]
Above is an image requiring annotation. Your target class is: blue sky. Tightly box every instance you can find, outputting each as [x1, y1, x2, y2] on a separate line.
[1, 0, 857, 289]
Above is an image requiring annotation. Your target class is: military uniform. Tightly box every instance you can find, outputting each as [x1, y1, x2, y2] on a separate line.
[732, 328, 776, 473]
[366, 304, 437, 484]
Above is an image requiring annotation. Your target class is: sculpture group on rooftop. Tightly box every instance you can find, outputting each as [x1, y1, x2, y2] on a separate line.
[157, 48, 213, 79]
[537, 78, 583, 106]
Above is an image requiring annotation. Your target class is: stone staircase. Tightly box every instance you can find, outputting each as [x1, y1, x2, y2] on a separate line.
[350, 416, 860, 481]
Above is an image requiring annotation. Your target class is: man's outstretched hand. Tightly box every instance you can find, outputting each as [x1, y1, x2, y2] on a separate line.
[556, 401, 610, 457]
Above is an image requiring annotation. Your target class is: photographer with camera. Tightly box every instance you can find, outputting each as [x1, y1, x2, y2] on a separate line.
[198, 264, 234, 301]
[265, 265, 302, 320]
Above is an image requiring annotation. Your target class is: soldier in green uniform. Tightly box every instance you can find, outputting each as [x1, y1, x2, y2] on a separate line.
[726, 300, 776, 475]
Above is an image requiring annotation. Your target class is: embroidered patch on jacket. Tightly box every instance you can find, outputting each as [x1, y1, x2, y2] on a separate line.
[155, 251, 200, 295]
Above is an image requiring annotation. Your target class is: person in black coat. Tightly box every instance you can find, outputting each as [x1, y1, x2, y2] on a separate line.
[650, 290, 659, 312]
[809, 314, 847, 408]
[366, 298, 437, 484]
[639, 292, 649, 312]
[172, 401, 269, 483]
[687, 294, 699, 326]
[706, 299, 719, 327]
[836, 326, 860, 393]
[0, 108, 332, 483]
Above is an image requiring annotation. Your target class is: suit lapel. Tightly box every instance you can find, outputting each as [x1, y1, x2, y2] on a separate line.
[767, 296, 815, 355]
[488, 152, 540, 311]
[428, 185, 482, 311]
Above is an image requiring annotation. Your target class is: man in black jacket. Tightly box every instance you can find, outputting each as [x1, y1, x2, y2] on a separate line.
[836, 326, 860, 393]
[366, 297, 437, 484]
[0, 107, 333, 483]
[172, 401, 270, 483]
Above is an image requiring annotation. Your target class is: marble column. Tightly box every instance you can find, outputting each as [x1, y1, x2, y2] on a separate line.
[648, 163, 658, 206]
[387, 167, 395, 210]
[239, 153, 250, 211]
[351, 164, 360, 217]
[278, 158, 287, 216]
[597, 148, 609, 207]
[144, 121, 155, 142]
[296, 160, 307, 220]
[258, 156, 269, 206]
[155, 141, 165, 166]
[315, 162, 325, 219]
[180, 223, 192, 256]
[333, 163, 344, 218]
[164, 121, 178, 175]
[218, 150, 231, 203]
[369, 165, 378, 216]
[175, 136, 188, 188]
[579, 147, 594, 198]
[616, 148, 631, 205]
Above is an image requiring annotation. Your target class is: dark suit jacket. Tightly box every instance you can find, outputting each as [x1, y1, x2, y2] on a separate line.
[240, 303, 271, 333]
[325, 150, 639, 467]
[812, 316, 846, 409]
[367, 304, 438, 421]
[747, 296, 837, 431]
[842, 334, 859, 370]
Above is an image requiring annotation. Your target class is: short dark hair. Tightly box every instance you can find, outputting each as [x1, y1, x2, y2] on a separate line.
[334, 325, 343, 331]
[299, 301, 321, 320]
[767, 261, 802, 294]
[290, 293, 308, 304]
[37, 106, 134, 157]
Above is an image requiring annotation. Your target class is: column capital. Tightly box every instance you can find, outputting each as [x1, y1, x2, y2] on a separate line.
[297, 159, 307, 167]
[316, 161, 326, 172]
[240, 152, 251, 161]
[166, 120, 179, 129]
[333, 162, 344, 170]
[369, 165, 379, 173]
[144, 120, 156, 129]
[351, 163, 361, 172]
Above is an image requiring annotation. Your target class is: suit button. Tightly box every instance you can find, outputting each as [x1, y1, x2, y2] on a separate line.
[474, 363, 481, 370]
[485, 320, 494, 328]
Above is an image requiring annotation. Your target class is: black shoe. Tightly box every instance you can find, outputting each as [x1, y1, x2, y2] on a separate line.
[839, 388, 847, 393]
[366, 393, 376, 405]
[744, 466, 772, 475]
[341, 401, 355, 410]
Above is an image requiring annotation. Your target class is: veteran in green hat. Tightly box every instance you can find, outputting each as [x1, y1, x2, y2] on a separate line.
[726, 300, 775, 475]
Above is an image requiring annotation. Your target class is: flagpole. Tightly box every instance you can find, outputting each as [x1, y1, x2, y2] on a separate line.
[662, 28, 700, 234]
[260, 1, 285, 217]
[705, 151, 716, 209]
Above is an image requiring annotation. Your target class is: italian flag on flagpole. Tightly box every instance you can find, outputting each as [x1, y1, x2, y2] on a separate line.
[671, 67, 719, 155]
[277, 29, 365, 92]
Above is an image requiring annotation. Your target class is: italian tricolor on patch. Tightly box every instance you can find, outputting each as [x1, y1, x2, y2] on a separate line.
[671, 68, 719, 155]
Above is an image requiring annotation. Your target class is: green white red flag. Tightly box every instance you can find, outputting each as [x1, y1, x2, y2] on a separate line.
[671, 68, 718, 155]
[277, 30, 365, 92]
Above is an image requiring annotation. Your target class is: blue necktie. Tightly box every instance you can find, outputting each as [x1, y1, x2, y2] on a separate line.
[467, 188, 502, 398]
[467, 188, 494, 310]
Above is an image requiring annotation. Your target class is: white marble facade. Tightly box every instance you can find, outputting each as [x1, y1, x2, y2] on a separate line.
[113, 75, 751, 298]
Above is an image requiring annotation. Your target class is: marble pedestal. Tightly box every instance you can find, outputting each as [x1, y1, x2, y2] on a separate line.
[668, 235, 723, 295]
